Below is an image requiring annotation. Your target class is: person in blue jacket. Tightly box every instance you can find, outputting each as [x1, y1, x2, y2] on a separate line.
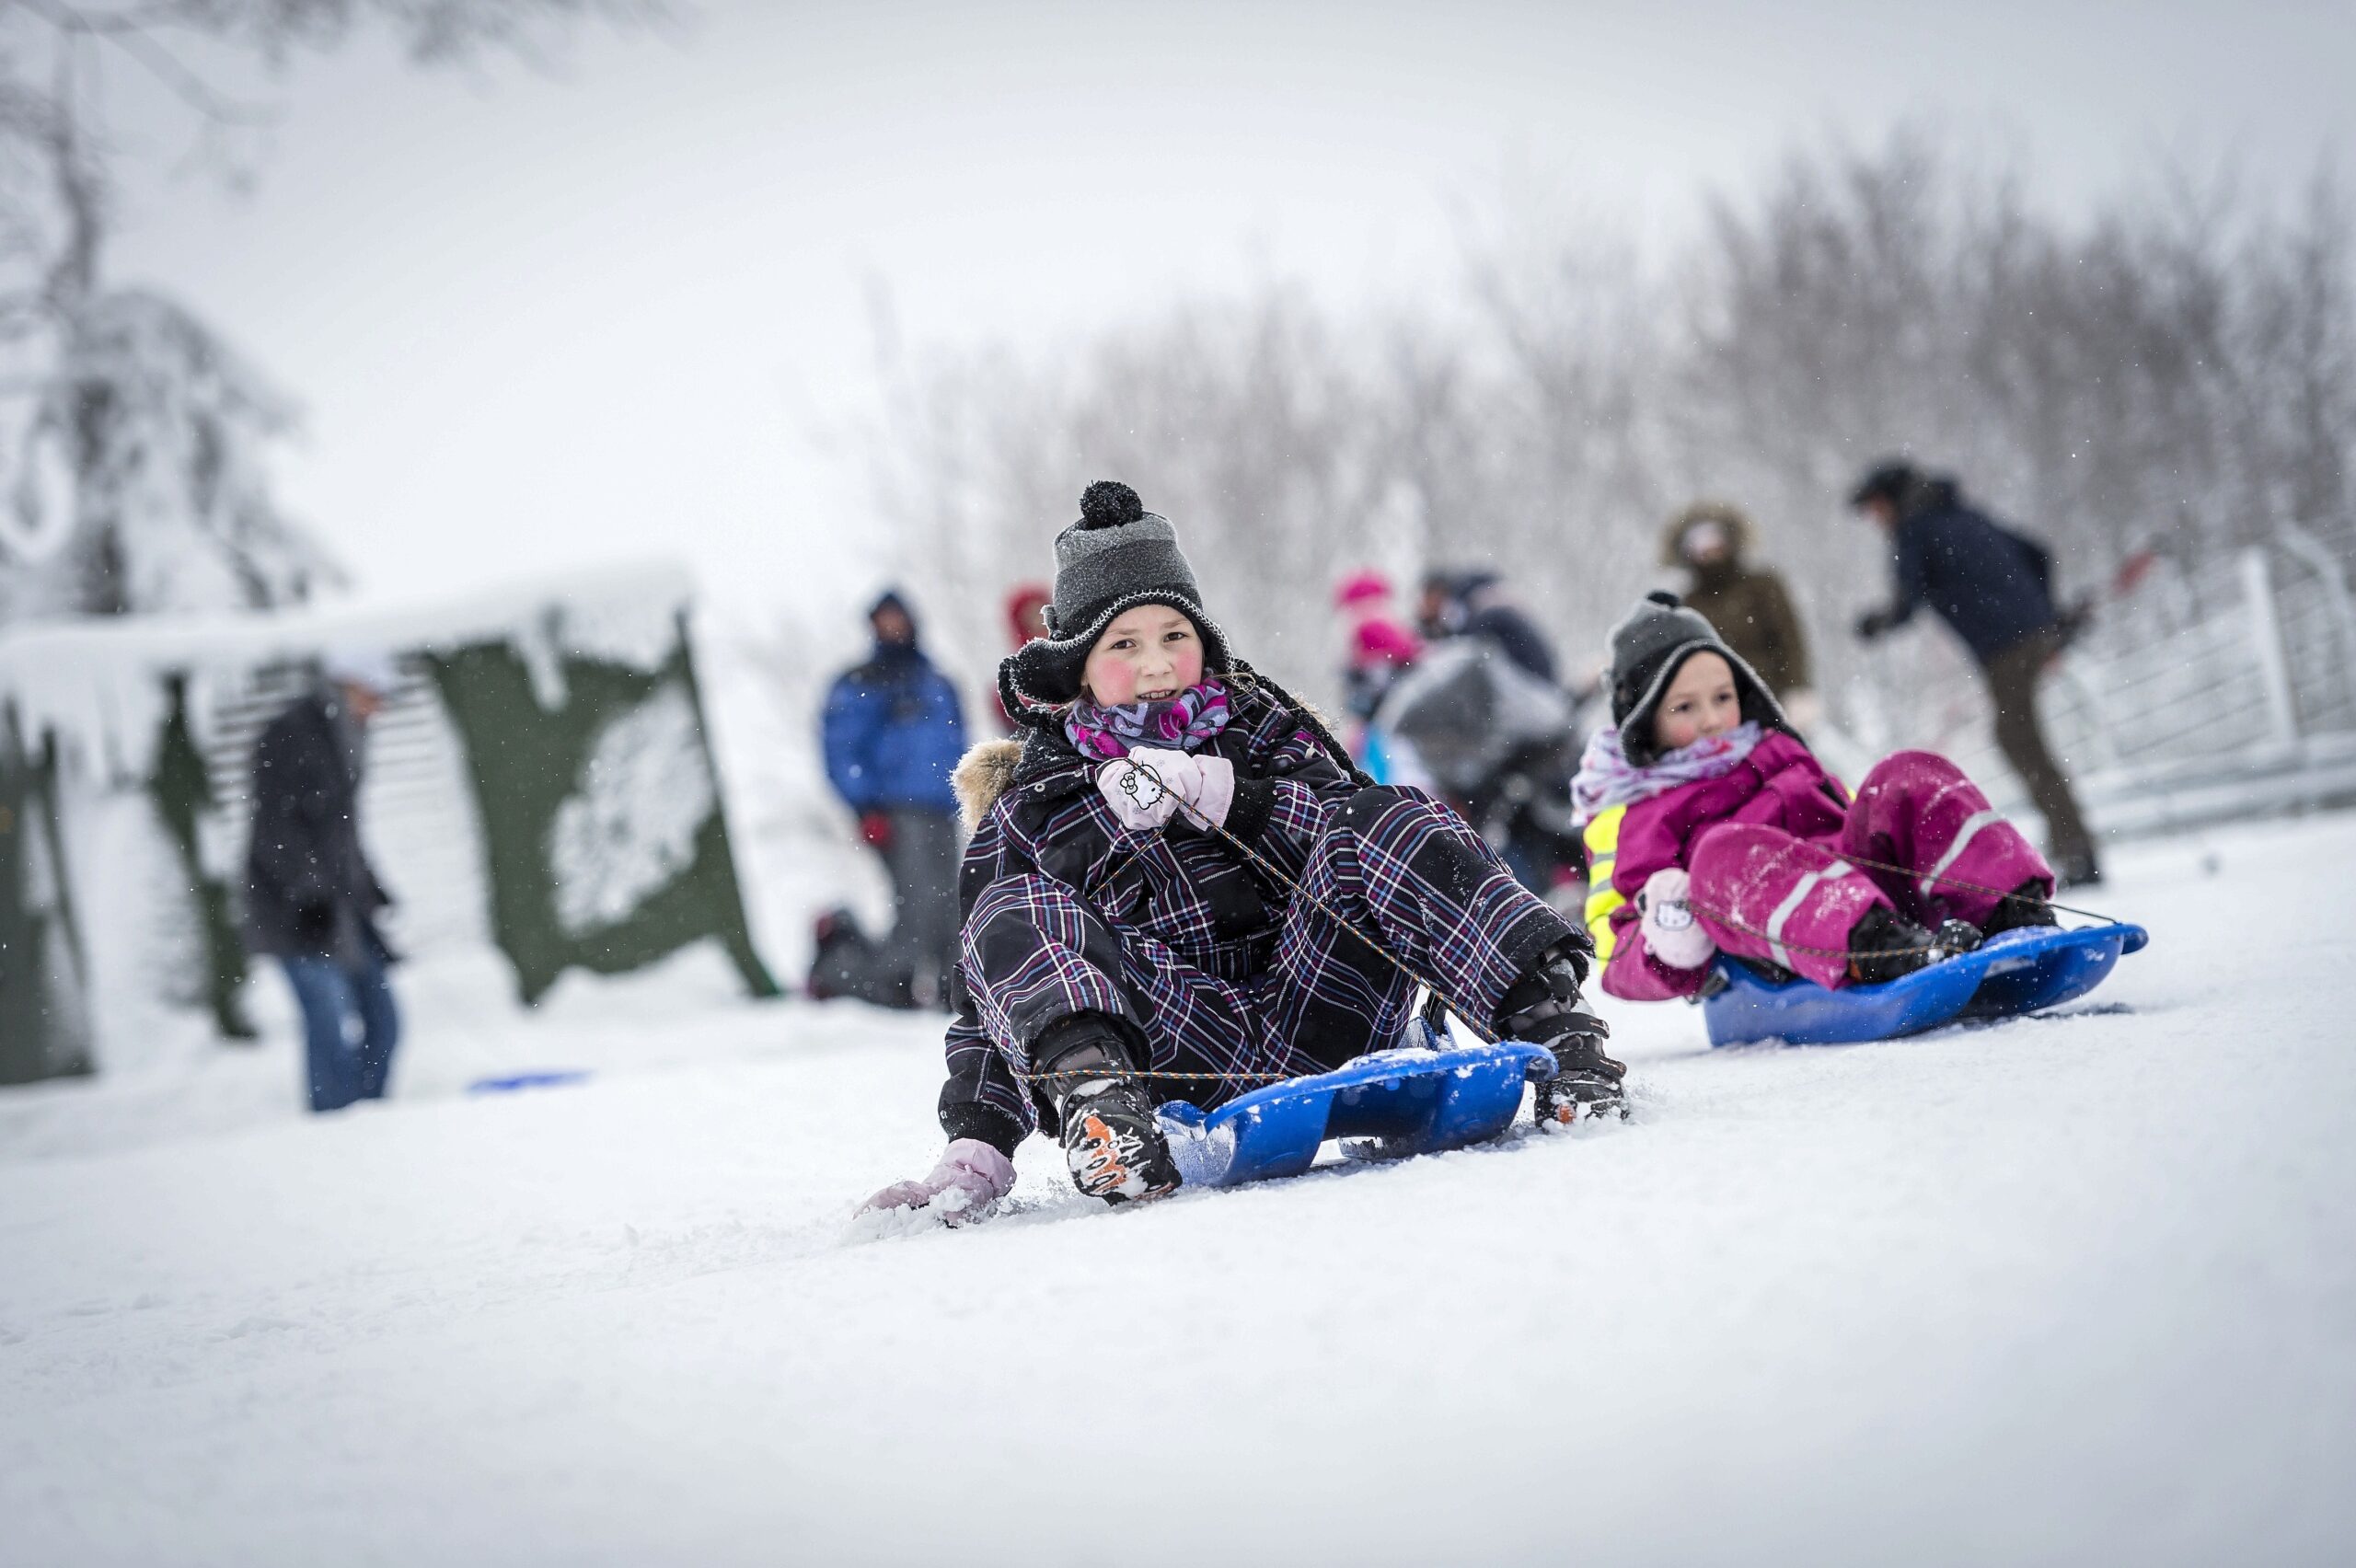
[1850, 461, 2099, 887]
[818, 589, 969, 1005]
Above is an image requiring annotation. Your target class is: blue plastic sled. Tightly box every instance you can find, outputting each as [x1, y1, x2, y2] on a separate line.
[1155, 1022, 1555, 1189]
[1702, 922, 2149, 1048]
[467, 1069, 593, 1094]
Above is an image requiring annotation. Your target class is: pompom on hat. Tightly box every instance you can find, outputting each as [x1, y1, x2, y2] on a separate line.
[999, 481, 1235, 720]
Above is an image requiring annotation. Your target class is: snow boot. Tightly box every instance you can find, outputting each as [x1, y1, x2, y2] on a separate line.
[1495, 943, 1625, 1124]
[1034, 1015, 1182, 1205]
[1846, 906, 1982, 986]
[1981, 880, 2061, 939]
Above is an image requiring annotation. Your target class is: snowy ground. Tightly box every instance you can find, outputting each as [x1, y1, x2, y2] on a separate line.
[5, 814, 2353, 1567]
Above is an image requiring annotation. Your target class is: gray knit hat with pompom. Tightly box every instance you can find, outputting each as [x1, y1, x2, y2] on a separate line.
[999, 480, 1234, 718]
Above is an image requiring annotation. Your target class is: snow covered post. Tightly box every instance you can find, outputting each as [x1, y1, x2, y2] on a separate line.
[149, 674, 255, 1041]
[0, 712, 94, 1085]
[2240, 548, 2302, 750]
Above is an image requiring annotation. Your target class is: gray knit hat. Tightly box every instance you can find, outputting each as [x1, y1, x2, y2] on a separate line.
[1608, 590, 1790, 766]
[999, 480, 1234, 717]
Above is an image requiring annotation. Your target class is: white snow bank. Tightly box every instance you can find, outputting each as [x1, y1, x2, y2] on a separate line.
[2, 813, 2351, 1565]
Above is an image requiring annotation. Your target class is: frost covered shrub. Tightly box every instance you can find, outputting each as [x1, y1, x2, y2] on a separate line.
[1, 292, 342, 624]
[871, 133, 2356, 707]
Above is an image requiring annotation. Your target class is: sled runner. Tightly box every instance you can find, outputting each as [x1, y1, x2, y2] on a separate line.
[1702, 922, 2149, 1047]
[1154, 1021, 1556, 1189]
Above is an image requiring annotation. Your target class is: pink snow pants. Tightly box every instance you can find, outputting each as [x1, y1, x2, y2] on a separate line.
[1688, 751, 2054, 988]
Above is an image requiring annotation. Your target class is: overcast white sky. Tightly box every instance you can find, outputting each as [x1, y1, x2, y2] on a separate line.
[100, 0, 2356, 622]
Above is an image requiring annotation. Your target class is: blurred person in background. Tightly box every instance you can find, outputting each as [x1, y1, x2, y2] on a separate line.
[244, 648, 402, 1113]
[1414, 568, 1460, 644]
[815, 589, 969, 1007]
[1390, 567, 1584, 904]
[1334, 568, 1422, 735]
[994, 583, 1054, 732]
[1850, 461, 2100, 887]
[1662, 501, 1819, 729]
[1418, 567, 1559, 683]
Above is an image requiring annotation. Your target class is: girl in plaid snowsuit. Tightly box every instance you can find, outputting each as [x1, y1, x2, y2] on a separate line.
[862, 483, 1619, 1221]
[1575, 592, 2059, 1004]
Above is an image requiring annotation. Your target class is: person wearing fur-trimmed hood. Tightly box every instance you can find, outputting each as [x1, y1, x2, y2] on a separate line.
[1660, 501, 1812, 703]
[860, 481, 1624, 1220]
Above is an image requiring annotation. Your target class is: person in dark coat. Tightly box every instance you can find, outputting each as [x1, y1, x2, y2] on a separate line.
[816, 589, 969, 1007]
[244, 649, 402, 1113]
[1406, 567, 1581, 895]
[1850, 461, 2100, 886]
[1417, 568, 1559, 683]
[1662, 502, 1813, 704]
[858, 481, 1623, 1222]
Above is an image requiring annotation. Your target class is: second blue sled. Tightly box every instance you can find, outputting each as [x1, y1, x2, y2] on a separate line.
[1702, 922, 2149, 1048]
[1156, 1022, 1554, 1190]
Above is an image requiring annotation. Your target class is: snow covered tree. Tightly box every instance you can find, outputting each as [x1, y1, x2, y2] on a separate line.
[0, 0, 653, 626]
[4, 290, 342, 617]
[871, 130, 2356, 716]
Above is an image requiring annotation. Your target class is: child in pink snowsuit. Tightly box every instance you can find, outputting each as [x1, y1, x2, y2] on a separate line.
[1575, 592, 2061, 1001]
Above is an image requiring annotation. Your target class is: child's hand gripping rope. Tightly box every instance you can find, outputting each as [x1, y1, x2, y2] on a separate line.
[1095, 746, 1235, 832]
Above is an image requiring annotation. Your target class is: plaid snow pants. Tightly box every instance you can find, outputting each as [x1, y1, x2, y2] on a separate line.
[960, 786, 1577, 1109]
[1690, 750, 2053, 988]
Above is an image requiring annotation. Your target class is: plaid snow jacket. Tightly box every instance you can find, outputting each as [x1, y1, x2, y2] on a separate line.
[937, 680, 1365, 1147]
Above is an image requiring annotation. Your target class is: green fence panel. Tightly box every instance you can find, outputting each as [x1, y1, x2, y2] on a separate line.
[427, 628, 778, 1007]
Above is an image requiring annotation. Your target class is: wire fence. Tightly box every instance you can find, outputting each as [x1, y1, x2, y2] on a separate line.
[1844, 526, 2356, 839]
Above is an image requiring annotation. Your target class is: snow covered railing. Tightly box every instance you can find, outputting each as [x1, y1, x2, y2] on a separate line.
[1842, 529, 2356, 841]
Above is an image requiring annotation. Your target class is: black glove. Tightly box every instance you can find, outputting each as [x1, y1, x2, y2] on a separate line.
[1854, 607, 1896, 641]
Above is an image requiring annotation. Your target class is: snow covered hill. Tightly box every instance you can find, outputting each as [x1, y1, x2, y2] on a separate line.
[4, 814, 2352, 1566]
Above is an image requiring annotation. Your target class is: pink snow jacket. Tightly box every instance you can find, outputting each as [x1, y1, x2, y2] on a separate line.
[1581, 731, 1851, 1001]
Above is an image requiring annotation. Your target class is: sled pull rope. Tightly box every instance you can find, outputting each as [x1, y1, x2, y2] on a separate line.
[1680, 850, 2122, 963]
[1830, 850, 2121, 928]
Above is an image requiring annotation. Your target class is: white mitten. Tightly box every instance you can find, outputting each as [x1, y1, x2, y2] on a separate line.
[1096, 748, 1235, 832]
[1097, 755, 1177, 831]
[1637, 867, 1716, 969]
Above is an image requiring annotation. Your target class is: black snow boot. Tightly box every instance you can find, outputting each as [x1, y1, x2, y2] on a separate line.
[1981, 880, 2061, 939]
[1495, 942, 1626, 1124]
[1846, 906, 1983, 986]
[1034, 1014, 1182, 1205]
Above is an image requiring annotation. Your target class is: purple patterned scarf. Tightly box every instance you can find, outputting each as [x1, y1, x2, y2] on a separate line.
[1065, 680, 1234, 760]
[1571, 721, 1765, 824]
